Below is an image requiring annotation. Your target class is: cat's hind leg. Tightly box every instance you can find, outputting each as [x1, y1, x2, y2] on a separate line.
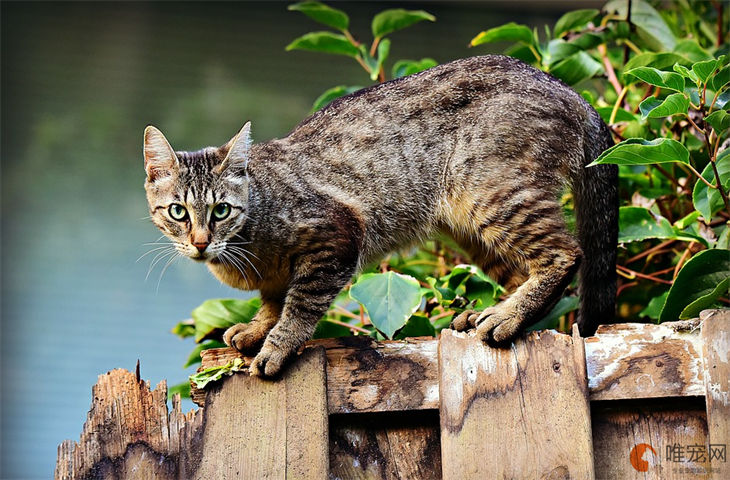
[450, 196, 581, 344]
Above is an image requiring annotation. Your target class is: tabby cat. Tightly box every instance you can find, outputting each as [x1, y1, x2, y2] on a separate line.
[144, 55, 617, 377]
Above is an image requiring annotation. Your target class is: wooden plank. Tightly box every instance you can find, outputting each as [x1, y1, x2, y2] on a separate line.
[321, 336, 439, 414]
[592, 399, 710, 480]
[329, 411, 441, 480]
[192, 346, 328, 479]
[438, 328, 594, 479]
[194, 322, 705, 412]
[55, 367, 203, 479]
[701, 309, 730, 480]
[195, 336, 439, 413]
[586, 320, 705, 401]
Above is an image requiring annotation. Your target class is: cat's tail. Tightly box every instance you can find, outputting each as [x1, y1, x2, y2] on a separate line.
[573, 110, 618, 336]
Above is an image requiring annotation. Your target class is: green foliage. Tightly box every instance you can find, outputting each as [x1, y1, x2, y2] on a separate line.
[349, 272, 422, 339]
[286, 2, 437, 111]
[172, 1, 730, 385]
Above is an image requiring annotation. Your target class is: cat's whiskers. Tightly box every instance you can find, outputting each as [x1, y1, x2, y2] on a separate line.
[226, 245, 262, 278]
[156, 252, 181, 292]
[219, 250, 249, 284]
[136, 245, 173, 263]
[146, 249, 178, 281]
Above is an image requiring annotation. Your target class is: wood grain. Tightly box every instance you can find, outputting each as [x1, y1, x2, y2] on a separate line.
[585, 320, 705, 401]
[193, 346, 328, 479]
[329, 411, 441, 480]
[55, 368, 204, 480]
[194, 321, 706, 412]
[592, 399, 710, 480]
[438, 328, 594, 479]
[700, 309, 729, 480]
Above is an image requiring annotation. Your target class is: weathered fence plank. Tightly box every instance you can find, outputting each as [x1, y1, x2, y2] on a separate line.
[55, 368, 203, 480]
[701, 309, 729, 480]
[438, 328, 594, 479]
[586, 320, 705, 401]
[592, 400, 710, 480]
[329, 411, 441, 480]
[194, 346, 328, 479]
[194, 321, 705, 412]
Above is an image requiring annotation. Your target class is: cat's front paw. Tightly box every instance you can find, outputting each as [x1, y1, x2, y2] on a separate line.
[223, 322, 266, 355]
[250, 342, 291, 378]
[450, 310, 483, 331]
[475, 306, 522, 346]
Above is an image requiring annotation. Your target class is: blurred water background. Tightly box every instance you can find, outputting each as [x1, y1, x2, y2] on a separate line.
[1, 1, 597, 477]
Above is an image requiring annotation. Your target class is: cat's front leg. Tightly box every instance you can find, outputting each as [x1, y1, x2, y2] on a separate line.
[250, 239, 360, 377]
[223, 299, 282, 355]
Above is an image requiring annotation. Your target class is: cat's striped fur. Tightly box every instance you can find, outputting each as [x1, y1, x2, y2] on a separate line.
[144, 55, 617, 377]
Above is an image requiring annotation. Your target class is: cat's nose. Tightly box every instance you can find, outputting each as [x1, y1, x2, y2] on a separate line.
[193, 242, 209, 253]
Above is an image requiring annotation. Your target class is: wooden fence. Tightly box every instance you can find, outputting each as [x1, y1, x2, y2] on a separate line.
[57, 309, 729, 479]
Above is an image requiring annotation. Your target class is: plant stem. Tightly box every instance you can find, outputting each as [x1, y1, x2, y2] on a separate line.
[673, 246, 693, 278]
[622, 39, 642, 55]
[430, 310, 455, 322]
[354, 55, 372, 76]
[609, 86, 630, 124]
[370, 36, 381, 57]
[625, 239, 676, 263]
[710, 156, 730, 216]
[343, 29, 360, 47]
[333, 304, 362, 321]
[599, 43, 623, 95]
[617, 264, 673, 284]
[323, 317, 371, 334]
[686, 162, 718, 189]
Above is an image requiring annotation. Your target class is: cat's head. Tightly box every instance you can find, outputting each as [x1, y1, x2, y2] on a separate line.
[143, 123, 252, 263]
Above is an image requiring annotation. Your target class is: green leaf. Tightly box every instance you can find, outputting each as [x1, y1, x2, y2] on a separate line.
[392, 58, 438, 78]
[285, 31, 360, 58]
[544, 39, 582, 67]
[639, 92, 689, 118]
[605, 0, 676, 51]
[168, 381, 191, 400]
[288, 2, 349, 31]
[673, 39, 712, 62]
[549, 51, 603, 85]
[660, 249, 730, 322]
[711, 66, 730, 92]
[674, 210, 701, 230]
[184, 340, 226, 368]
[639, 291, 669, 320]
[171, 320, 195, 339]
[624, 52, 689, 72]
[692, 58, 719, 85]
[470, 22, 536, 47]
[553, 9, 599, 38]
[189, 358, 245, 389]
[618, 206, 676, 243]
[349, 272, 422, 339]
[394, 314, 435, 339]
[692, 149, 730, 221]
[705, 110, 730, 134]
[311, 85, 363, 112]
[595, 106, 637, 123]
[674, 63, 698, 83]
[371, 9, 435, 39]
[624, 67, 685, 92]
[526, 296, 580, 331]
[589, 138, 690, 167]
[192, 297, 261, 342]
[369, 38, 391, 81]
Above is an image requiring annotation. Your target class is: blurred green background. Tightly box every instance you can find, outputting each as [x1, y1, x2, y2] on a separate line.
[1, 1, 597, 477]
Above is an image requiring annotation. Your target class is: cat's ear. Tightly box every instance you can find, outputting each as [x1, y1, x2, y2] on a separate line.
[218, 122, 252, 173]
[143, 126, 179, 182]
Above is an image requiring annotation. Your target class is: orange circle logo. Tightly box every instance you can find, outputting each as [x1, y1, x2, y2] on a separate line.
[630, 443, 657, 472]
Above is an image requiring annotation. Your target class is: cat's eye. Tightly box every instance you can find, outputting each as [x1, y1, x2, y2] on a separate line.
[169, 203, 188, 221]
[212, 203, 231, 221]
